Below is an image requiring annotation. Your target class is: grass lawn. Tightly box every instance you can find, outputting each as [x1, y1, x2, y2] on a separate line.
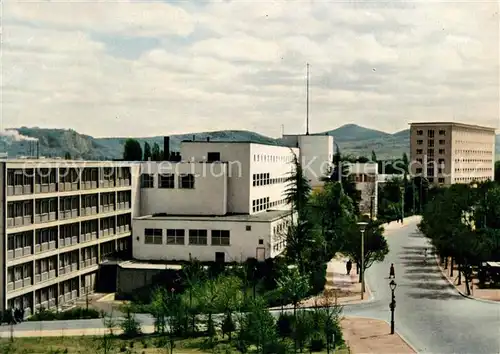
[0, 335, 350, 353]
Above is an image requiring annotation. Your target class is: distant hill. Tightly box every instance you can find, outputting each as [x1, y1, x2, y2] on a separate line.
[0, 124, 497, 160]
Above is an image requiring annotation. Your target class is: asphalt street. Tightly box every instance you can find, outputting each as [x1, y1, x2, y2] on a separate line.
[1, 220, 499, 353]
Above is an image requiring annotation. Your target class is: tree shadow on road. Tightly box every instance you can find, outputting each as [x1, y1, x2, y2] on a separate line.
[404, 273, 443, 281]
[405, 291, 463, 300]
[406, 281, 452, 291]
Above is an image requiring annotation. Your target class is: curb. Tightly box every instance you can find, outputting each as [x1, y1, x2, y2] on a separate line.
[340, 315, 419, 354]
[435, 255, 500, 305]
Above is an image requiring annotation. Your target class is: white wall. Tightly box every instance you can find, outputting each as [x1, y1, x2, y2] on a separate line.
[249, 144, 298, 214]
[139, 162, 228, 216]
[180, 142, 251, 214]
[132, 217, 291, 262]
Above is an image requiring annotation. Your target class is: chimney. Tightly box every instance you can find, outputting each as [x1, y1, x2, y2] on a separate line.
[163, 137, 170, 161]
[37, 140, 40, 159]
[207, 137, 210, 142]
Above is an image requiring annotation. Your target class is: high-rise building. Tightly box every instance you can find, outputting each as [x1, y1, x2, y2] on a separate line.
[0, 160, 137, 314]
[409, 122, 496, 185]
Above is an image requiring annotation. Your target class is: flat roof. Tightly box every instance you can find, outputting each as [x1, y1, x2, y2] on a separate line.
[181, 140, 291, 148]
[409, 122, 496, 131]
[135, 209, 292, 223]
[118, 261, 183, 270]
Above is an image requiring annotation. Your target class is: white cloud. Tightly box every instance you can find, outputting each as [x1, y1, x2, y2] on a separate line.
[1, 0, 498, 137]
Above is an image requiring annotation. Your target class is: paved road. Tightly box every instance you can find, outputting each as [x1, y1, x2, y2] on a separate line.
[2, 220, 499, 354]
[343, 220, 500, 354]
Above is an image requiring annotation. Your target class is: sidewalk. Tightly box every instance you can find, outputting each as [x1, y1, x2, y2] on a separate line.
[383, 215, 421, 234]
[270, 256, 370, 310]
[341, 317, 416, 354]
[437, 257, 500, 302]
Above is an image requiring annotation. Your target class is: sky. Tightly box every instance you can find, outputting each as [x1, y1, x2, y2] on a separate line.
[1, 0, 499, 138]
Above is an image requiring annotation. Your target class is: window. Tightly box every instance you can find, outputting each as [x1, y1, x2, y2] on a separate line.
[416, 130, 423, 136]
[211, 230, 230, 246]
[246, 225, 252, 231]
[207, 152, 221, 162]
[427, 168, 435, 177]
[416, 149, 423, 155]
[439, 149, 445, 154]
[166, 229, 185, 245]
[427, 149, 434, 156]
[140, 174, 154, 188]
[258, 239, 264, 245]
[159, 174, 175, 188]
[417, 140, 423, 145]
[439, 130, 446, 136]
[427, 130, 435, 138]
[427, 140, 434, 147]
[189, 229, 207, 245]
[144, 228, 162, 244]
[417, 158, 423, 164]
[179, 174, 195, 189]
[416, 168, 422, 174]
[439, 140, 445, 145]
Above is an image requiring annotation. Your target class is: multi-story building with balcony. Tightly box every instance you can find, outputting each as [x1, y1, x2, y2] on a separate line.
[410, 122, 496, 185]
[0, 160, 138, 314]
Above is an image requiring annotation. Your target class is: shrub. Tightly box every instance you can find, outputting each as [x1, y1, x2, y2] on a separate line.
[27, 307, 100, 322]
[276, 313, 293, 338]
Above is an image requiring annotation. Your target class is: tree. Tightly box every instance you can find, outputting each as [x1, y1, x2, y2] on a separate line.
[151, 142, 162, 161]
[341, 220, 389, 282]
[241, 297, 278, 354]
[371, 150, 377, 163]
[64, 152, 71, 160]
[119, 304, 142, 338]
[284, 151, 312, 217]
[181, 258, 206, 334]
[143, 142, 152, 161]
[215, 275, 244, 341]
[123, 139, 142, 161]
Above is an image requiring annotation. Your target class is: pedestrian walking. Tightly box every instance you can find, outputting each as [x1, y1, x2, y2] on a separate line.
[389, 263, 395, 279]
[346, 260, 352, 275]
[10, 308, 17, 325]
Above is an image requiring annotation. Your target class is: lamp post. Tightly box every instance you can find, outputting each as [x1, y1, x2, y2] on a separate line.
[357, 222, 368, 299]
[389, 280, 397, 334]
[370, 193, 375, 220]
[399, 186, 404, 223]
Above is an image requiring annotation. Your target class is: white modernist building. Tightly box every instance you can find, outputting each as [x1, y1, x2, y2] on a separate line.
[281, 134, 334, 189]
[0, 134, 337, 313]
[132, 140, 300, 263]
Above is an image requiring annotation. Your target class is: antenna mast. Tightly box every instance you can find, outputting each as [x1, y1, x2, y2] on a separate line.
[306, 63, 310, 135]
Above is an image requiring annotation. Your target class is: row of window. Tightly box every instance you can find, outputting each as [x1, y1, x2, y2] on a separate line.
[7, 191, 131, 219]
[416, 129, 446, 138]
[415, 149, 445, 155]
[253, 154, 294, 163]
[252, 197, 287, 213]
[454, 159, 493, 164]
[144, 228, 231, 246]
[454, 140, 492, 147]
[455, 176, 491, 182]
[455, 168, 492, 173]
[7, 215, 131, 251]
[454, 150, 493, 155]
[416, 139, 446, 147]
[141, 173, 195, 189]
[7, 167, 131, 186]
[252, 173, 287, 186]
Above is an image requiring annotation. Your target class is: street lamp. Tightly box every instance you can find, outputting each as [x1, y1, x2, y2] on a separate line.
[399, 186, 404, 223]
[389, 280, 397, 334]
[357, 221, 368, 299]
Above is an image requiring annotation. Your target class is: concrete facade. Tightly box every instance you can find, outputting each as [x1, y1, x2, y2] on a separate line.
[0, 160, 139, 313]
[346, 162, 378, 217]
[409, 122, 496, 185]
[133, 141, 298, 263]
[281, 134, 334, 188]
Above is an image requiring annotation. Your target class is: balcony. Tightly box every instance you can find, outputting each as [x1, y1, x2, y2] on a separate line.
[7, 185, 32, 196]
[60, 209, 79, 220]
[99, 204, 114, 213]
[59, 182, 79, 192]
[117, 225, 130, 234]
[60, 236, 78, 247]
[35, 183, 57, 194]
[81, 181, 98, 190]
[7, 246, 32, 260]
[80, 258, 97, 269]
[100, 228, 114, 238]
[59, 263, 78, 276]
[7, 277, 31, 292]
[80, 206, 97, 217]
[35, 241, 56, 254]
[99, 180, 115, 189]
[34, 270, 56, 284]
[34, 212, 57, 224]
[116, 202, 130, 210]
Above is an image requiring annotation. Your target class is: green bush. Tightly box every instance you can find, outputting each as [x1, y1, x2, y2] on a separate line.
[27, 307, 100, 322]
